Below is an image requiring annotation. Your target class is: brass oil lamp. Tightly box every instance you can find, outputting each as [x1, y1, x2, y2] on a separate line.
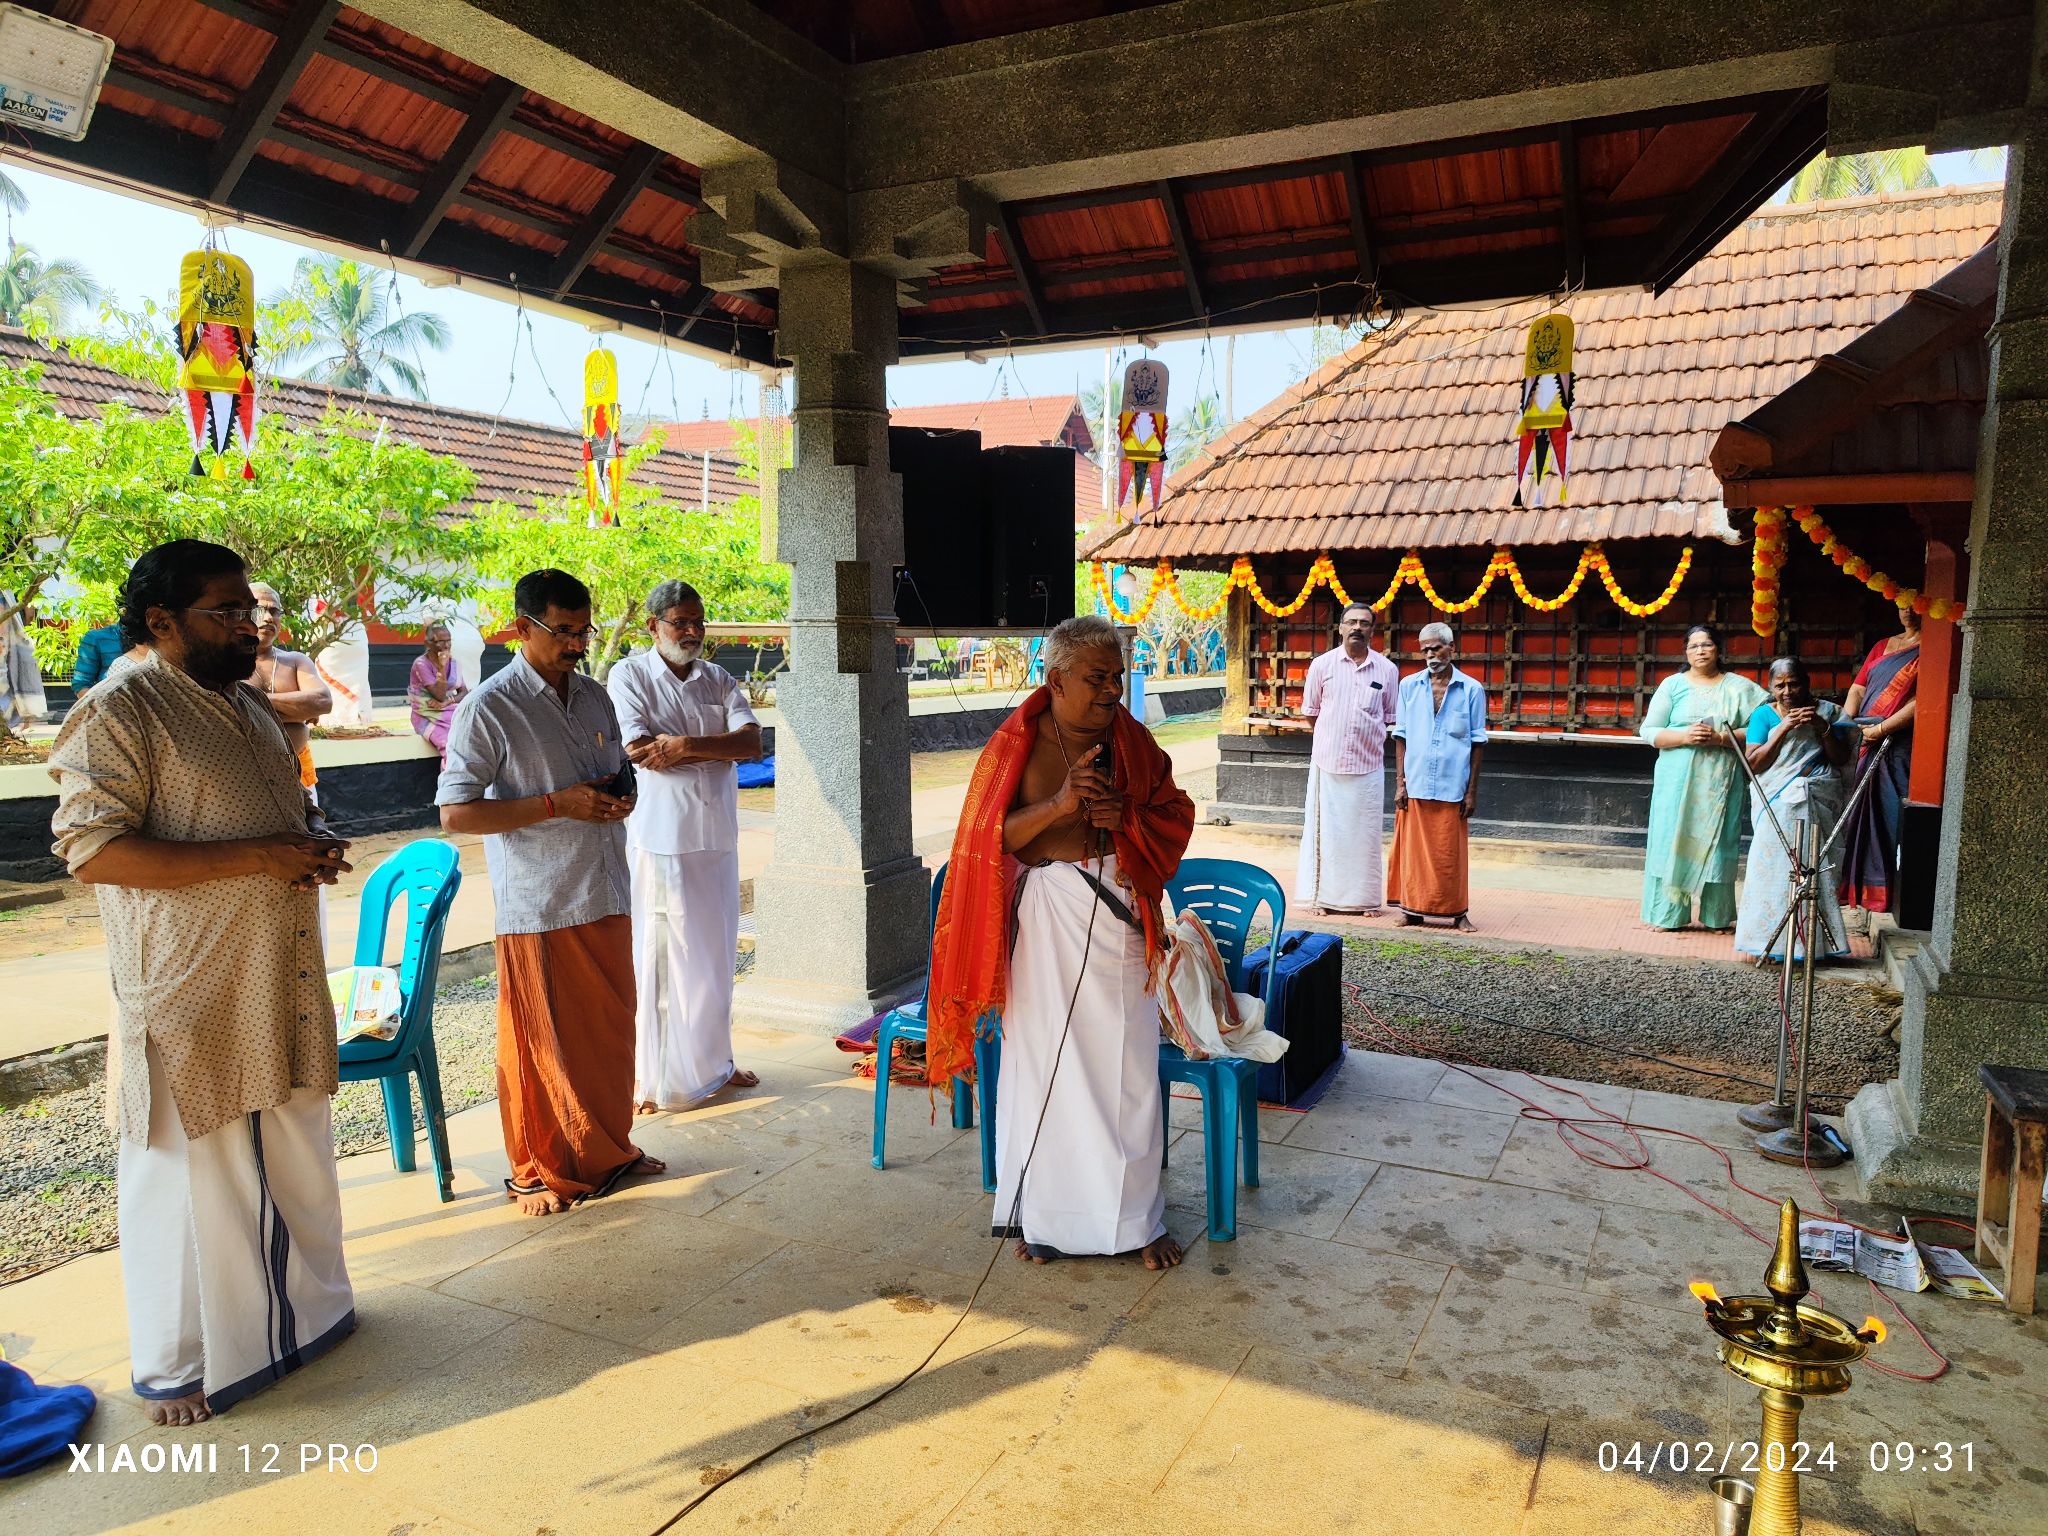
[1691, 1199, 1885, 1535]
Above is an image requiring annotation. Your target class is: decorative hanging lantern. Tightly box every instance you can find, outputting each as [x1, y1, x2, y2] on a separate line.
[177, 249, 258, 480]
[1117, 357, 1169, 516]
[582, 347, 623, 524]
[1511, 312, 1573, 508]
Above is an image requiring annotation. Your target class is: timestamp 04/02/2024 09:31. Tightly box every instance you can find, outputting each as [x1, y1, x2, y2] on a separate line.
[1596, 1441, 1978, 1475]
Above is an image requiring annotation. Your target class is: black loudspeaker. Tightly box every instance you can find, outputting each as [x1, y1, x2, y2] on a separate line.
[1897, 801, 1942, 932]
[982, 446, 1077, 629]
[891, 426, 988, 628]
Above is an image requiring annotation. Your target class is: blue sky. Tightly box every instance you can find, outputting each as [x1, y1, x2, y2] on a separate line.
[0, 151, 2002, 433]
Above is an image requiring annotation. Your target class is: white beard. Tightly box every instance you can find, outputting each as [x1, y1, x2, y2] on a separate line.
[656, 637, 702, 669]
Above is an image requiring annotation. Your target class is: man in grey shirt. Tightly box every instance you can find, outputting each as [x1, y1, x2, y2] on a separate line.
[436, 568, 665, 1214]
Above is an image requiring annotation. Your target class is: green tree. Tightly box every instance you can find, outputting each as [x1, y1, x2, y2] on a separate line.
[471, 433, 789, 681]
[1168, 395, 1224, 474]
[0, 169, 24, 217]
[0, 242, 104, 333]
[1781, 147, 2004, 203]
[265, 256, 450, 400]
[1079, 377, 1121, 469]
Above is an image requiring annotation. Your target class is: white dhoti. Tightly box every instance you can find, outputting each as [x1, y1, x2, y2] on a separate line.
[631, 845, 742, 1109]
[1297, 765, 1385, 912]
[991, 855, 1167, 1256]
[118, 1042, 354, 1412]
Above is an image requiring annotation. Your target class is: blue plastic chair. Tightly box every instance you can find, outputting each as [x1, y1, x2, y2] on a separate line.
[338, 839, 463, 1202]
[872, 863, 978, 1171]
[1163, 858, 1286, 1242]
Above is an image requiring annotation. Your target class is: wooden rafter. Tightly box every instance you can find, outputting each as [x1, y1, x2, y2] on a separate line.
[1340, 153, 1378, 286]
[994, 204, 1051, 335]
[205, 0, 343, 203]
[1643, 89, 1822, 289]
[1557, 123, 1585, 290]
[398, 76, 524, 259]
[549, 142, 665, 296]
[671, 283, 722, 346]
[1157, 179, 1207, 317]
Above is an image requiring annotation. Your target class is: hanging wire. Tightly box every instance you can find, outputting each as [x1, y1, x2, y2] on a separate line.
[379, 237, 447, 447]
[521, 304, 577, 428]
[488, 275, 523, 441]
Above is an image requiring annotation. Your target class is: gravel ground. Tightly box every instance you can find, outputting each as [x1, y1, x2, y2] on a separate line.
[0, 937, 1896, 1286]
[1339, 933, 1900, 1105]
[1, 978, 504, 1285]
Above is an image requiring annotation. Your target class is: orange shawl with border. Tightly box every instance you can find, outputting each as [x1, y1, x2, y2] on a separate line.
[924, 688, 1195, 1089]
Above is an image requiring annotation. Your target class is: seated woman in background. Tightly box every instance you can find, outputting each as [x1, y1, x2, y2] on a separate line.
[1734, 657, 1856, 962]
[1637, 624, 1767, 931]
[407, 621, 468, 760]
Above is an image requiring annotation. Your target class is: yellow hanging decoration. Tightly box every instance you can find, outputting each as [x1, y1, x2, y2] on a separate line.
[1790, 507, 1962, 623]
[1086, 542, 1693, 625]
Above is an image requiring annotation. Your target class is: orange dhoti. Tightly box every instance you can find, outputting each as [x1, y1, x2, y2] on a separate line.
[495, 914, 642, 1201]
[1387, 799, 1470, 920]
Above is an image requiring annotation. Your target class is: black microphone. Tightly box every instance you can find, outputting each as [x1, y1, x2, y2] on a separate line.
[1096, 730, 1114, 858]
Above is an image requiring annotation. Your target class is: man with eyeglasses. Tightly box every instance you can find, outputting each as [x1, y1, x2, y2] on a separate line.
[49, 540, 356, 1426]
[1297, 601, 1399, 915]
[436, 568, 665, 1215]
[606, 580, 763, 1113]
[247, 582, 332, 798]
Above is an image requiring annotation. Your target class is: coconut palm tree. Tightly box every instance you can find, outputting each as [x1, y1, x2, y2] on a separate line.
[265, 255, 450, 399]
[1781, 147, 2004, 204]
[0, 241, 104, 333]
[1169, 394, 1225, 473]
[0, 168, 25, 218]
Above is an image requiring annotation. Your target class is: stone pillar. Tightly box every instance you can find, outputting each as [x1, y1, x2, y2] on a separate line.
[732, 259, 929, 1034]
[1849, 127, 2048, 1210]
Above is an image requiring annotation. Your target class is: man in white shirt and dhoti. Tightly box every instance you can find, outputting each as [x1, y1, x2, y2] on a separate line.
[50, 540, 356, 1426]
[609, 580, 764, 1111]
[1297, 602, 1400, 914]
[924, 615, 1196, 1270]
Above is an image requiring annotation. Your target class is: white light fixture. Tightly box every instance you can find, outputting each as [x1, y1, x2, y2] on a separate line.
[0, 5, 114, 143]
[963, 350, 991, 365]
[584, 318, 621, 335]
[1114, 570, 1138, 602]
[418, 272, 460, 290]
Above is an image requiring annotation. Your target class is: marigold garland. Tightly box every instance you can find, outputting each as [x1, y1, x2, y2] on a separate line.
[1789, 506, 1962, 623]
[1750, 506, 1790, 637]
[1090, 543, 1692, 624]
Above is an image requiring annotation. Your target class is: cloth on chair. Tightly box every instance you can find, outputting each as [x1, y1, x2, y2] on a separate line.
[990, 855, 1167, 1256]
[1157, 908, 1288, 1063]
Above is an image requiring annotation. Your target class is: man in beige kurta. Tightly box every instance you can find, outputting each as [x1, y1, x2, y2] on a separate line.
[50, 539, 356, 1426]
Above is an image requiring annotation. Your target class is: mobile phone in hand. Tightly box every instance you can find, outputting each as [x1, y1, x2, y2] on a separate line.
[600, 760, 638, 800]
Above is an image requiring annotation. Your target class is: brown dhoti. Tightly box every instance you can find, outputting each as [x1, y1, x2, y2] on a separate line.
[495, 914, 642, 1201]
[1387, 799, 1470, 920]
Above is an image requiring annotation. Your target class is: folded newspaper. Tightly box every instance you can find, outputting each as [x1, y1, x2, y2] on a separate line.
[1798, 1217, 2002, 1300]
[329, 965, 402, 1043]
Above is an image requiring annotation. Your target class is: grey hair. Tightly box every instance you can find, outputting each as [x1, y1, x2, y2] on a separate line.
[1418, 621, 1454, 649]
[645, 579, 703, 618]
[1043, 614, 1123, 678]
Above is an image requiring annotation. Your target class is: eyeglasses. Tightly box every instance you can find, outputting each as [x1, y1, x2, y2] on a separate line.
[185, 605, 264, 627]
[254, 604, 283, 619]
[522, 614, 599, 642]
[655, 615, 707, 633]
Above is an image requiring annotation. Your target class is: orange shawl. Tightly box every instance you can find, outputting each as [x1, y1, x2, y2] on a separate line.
[923, 688, 1195, 1089]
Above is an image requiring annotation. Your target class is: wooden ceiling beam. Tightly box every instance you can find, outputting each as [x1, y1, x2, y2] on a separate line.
[1642, 88, 1821, 289]
[994, 204, 1051, 335]
[1340, 153, 1378, 287]
[1156, 179, 1207, 317]
[206, 0, 343, 203]
[548, 142, 666, 296]
[398, 76, 524, 259]
[1556, 124, 1585, 291]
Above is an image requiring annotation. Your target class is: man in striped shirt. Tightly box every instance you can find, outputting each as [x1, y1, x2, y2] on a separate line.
[1296, 602, 1399, 914]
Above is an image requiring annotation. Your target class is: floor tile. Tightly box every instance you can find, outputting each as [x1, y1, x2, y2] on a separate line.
[1336, 1163, 1602, 1287]
[1289, 1084, 1516, 1177]
[1162, 1137, 1377, 1240]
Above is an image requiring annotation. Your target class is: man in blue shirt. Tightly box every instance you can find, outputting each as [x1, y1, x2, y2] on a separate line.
[1388, 622, 1490, 930]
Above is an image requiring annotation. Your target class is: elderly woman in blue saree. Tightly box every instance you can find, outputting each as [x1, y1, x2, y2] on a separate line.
[1836, 606, 1921, 913]
[1734, 658, 1857, 960]
[1638, 626, 1767, 930]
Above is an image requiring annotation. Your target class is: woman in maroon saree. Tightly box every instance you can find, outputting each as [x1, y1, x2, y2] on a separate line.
[1836, 606, 1921, 913]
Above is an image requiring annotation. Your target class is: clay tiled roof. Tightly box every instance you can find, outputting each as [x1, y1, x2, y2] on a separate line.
[0, 327, 753, 510]
[662, 392, 1103, 521]
[1088, 186, 2005, 566]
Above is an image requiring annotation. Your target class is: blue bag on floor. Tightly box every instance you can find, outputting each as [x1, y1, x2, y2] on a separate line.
[737, 756, 775, 789]
[0, 1359, 96, 1477]
[1239, 930, 1346, 1105]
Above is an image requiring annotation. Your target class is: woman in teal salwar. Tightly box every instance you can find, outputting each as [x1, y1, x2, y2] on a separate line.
[1638, 625, 1767, 930]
